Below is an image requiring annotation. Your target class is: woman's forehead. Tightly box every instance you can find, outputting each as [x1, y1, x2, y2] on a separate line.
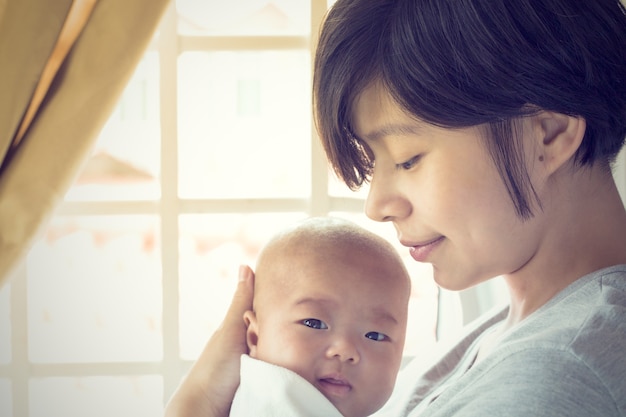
[351, 83, 420, 142]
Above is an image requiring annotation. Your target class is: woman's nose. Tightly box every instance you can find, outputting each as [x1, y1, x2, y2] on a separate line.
[364, 169, 410, 223]
[326, 337, 360, 364]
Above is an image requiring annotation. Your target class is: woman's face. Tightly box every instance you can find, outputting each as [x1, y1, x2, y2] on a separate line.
[351, 83, 546, 290]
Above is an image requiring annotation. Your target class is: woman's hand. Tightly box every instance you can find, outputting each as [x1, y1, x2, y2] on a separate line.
[164, 265, 254, 417]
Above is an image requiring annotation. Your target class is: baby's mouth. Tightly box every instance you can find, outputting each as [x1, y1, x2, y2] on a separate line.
[317, 376, 352, 398]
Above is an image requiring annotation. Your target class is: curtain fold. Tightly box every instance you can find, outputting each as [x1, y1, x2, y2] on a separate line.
[0, 0, 170, 285]
[11, 0, 99, 150]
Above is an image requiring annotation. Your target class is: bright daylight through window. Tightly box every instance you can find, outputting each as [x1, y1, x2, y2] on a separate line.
[0, 1, 503, 416]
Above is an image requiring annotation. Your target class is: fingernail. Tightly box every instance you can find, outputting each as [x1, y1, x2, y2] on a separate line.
[238, 265, 247, 282]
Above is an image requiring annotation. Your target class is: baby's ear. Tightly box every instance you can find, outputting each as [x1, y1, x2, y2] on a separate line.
[243, 310, 259, 357]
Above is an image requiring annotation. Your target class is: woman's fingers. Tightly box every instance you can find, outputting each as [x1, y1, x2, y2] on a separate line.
[220, 265, 255, 350]
[164, 265, 255, 417]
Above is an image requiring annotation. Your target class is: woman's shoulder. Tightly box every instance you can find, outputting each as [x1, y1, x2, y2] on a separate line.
[541, 264, 625, 344]
[566, 265, 626, 414]
[595, 264, 626, 304]
[486, 265, 626, 415]
[559, 263, 626, 304]
[501, 264, 626, 366]
[512, 264, 626, 341]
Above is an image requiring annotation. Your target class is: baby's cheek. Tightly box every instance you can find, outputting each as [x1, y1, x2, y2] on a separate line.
[257, 338, 306, 370]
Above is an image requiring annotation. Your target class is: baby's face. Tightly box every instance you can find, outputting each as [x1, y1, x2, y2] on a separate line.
[246, 246, 410, 417]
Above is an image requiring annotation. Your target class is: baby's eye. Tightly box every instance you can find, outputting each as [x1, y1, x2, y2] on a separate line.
[365, 331, 389, 342]
[302, 318, 328, 330]
[396, 155, 421, 170]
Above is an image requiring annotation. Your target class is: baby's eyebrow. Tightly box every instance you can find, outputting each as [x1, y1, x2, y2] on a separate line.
[293, 297, 335, 308]
[293, 297, 399, 325]
[368, 307, 399, 325]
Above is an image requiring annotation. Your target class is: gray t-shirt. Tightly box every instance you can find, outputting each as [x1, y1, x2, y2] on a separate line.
[376, 264, 626, 417]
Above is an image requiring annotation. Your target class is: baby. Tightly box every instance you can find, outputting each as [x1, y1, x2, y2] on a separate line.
[230, 217, 411, 417]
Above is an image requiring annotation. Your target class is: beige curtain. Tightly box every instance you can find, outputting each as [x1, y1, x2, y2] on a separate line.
[0, 0, 170, 285]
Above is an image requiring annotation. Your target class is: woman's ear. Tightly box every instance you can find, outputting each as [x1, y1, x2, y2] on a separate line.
[243, 310, 259, 357]
[534, 111, 586, 175]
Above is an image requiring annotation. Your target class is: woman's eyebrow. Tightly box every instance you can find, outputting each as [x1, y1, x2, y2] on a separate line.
[362, 123, 422, 142]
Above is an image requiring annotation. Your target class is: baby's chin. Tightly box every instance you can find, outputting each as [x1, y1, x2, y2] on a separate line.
[334, 402, 382, 417]
[320, 388, 386, 417]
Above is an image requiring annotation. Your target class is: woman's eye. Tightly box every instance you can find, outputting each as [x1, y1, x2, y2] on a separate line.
[397, 155, 420, 170]
[302, 318, 328, 330]
[365, 331, 388, 342]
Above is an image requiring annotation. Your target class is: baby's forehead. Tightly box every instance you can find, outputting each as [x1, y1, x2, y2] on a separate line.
[259, 238, 408, 288]
[255, 218, 410, 289]
[259, 227, 392, 271]
[264, 219, 391, 253]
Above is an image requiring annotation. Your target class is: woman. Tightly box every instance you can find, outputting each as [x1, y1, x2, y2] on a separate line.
[165, 0, 626, 416]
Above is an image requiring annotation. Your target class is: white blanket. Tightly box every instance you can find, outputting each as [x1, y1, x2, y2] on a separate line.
[230, 354, 345, 417]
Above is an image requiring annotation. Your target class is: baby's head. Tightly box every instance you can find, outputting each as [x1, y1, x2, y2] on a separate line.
[244, 217, 411, 417]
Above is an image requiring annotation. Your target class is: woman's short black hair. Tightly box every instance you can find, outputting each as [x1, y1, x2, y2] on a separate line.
[313, 0, 626, 219]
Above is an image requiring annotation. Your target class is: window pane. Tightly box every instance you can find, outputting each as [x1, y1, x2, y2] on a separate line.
[27, 216, 162, 363]
[29, 376, 162, 417]
[0, 379, 10, 417]
[176, 0, 311, 36]
[178, 51, 311, 199]
[65, 53, 161, 202]
[0, 284, 9, 363]
[179, 212, 307, 359]
[328, 169, 370, 198]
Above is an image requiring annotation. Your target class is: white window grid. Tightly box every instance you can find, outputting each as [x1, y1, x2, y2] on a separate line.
[9, 0, 623, 413]
[0, 2, 442, 416]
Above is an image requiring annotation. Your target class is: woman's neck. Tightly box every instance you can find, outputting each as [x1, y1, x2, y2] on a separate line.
[501, 163, 626, 329]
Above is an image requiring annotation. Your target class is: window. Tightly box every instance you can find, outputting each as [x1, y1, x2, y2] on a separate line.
[0, 2, 448, 416]
[9, 2, 626, 415]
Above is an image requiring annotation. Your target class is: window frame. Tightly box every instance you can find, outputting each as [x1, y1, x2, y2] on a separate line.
[0, 2, 377, 414]
[5, 2, 623, 414]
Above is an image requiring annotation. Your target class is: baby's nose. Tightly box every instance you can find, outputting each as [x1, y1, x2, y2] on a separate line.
[325, 336, 360, 364]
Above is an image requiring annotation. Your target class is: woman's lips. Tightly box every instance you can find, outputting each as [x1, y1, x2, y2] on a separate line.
[409, 236, 444, 262]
